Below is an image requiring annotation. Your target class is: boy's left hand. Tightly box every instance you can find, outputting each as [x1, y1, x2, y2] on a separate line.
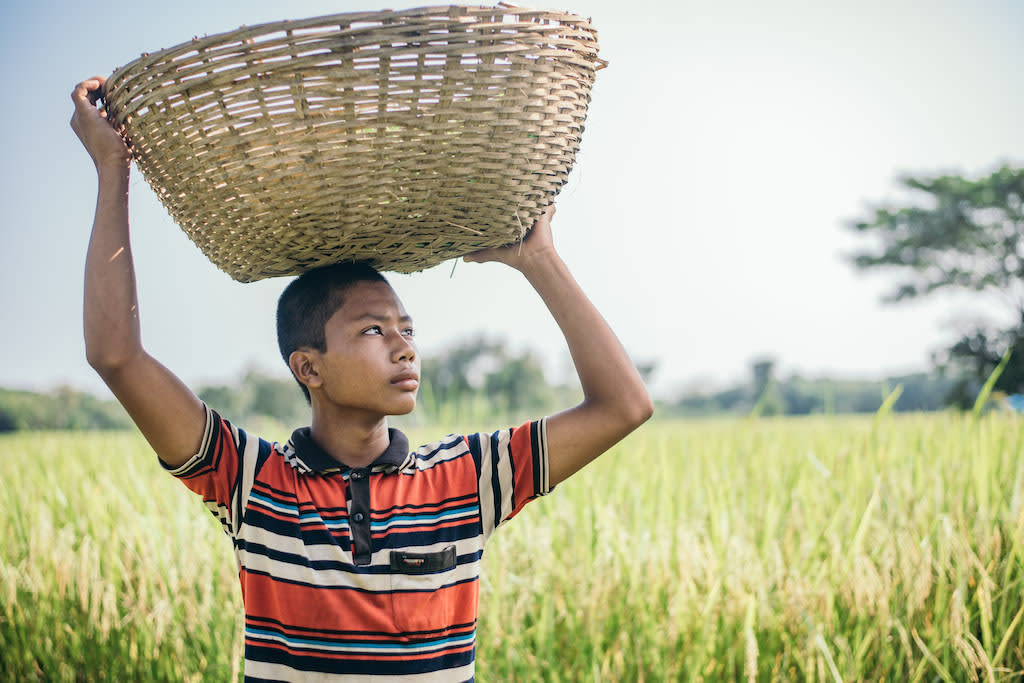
[463, 204, 556, 272]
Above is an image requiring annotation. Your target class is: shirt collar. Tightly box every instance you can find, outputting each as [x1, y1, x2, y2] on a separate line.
[285, 427, 411, 474]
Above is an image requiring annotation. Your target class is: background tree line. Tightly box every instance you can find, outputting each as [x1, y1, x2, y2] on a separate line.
[0, 349, 979, 433]
[668, 359, 956, 417]
[0, 386, 134, 432]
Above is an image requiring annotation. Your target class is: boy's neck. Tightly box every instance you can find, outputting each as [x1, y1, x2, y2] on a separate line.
[309, 405, 392, 469]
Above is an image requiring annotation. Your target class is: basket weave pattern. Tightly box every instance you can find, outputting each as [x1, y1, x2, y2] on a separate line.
[102, 5, 605, 281]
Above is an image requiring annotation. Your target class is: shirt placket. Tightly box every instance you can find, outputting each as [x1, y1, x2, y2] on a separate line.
[348, 467, 372, 566]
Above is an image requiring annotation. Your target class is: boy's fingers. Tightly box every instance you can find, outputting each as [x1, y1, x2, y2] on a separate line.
[526, 205, 555, 233]
[463, 246, 506, 264]
[71, 77, 107, 107]
[535, 204, 555, 224]
[71, 80, 94, 102]
[462, 250, 488, 263]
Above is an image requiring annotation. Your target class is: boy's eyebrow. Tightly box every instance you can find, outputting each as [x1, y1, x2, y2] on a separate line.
[352, 312, 414, 324]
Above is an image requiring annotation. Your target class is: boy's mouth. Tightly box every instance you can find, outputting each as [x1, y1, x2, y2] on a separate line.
[391, 372, 420, 390]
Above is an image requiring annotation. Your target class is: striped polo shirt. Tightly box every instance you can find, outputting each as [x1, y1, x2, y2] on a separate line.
[163, 404, 551, 682]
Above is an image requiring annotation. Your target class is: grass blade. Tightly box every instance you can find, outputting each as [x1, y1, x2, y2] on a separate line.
[991, 599, 1024, 672]
[876, 383, 904, 419]
[973, 348, 1012, 418]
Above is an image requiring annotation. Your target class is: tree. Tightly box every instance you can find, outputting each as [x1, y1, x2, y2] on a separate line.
[749, 357, 787, 416]
[847, 165, 1024, 405]
[483, 351, 550, 415]
[197, 368, 309, 427]
[419, 336, 505, 409]
[0, 407, 16, 433]
[418, 336, 560, 421]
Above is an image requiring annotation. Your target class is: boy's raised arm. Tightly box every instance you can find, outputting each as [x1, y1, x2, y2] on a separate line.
[464, 206, 654, 486]
[72, 77, 206, 468]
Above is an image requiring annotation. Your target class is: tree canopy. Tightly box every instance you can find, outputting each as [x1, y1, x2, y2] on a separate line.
[847, 164, 1024, 403]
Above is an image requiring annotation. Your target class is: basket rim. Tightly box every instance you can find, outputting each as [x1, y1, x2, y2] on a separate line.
[104, 4, 602, 93]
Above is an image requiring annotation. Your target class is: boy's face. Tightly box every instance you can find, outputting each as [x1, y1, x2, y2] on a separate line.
[313, 280, 420, 417]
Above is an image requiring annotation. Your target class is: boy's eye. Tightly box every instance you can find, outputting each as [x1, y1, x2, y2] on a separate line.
[363, 326, 383, 335]
[403, 328, 415, 338]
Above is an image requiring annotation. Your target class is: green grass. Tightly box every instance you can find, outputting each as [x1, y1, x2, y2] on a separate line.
[2, 413, 1023, 681]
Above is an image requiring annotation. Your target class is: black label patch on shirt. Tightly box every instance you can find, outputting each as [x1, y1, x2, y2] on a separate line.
[389, 546, 457, 575]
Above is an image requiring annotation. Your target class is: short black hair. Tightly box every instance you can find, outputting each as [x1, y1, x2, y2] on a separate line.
[277, 261, 389, 403]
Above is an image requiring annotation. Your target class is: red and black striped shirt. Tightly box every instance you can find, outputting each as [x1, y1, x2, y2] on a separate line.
[163, 404, 551, 681]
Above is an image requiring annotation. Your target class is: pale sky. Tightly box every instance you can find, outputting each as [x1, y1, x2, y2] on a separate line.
[1, 0, 1022, 399]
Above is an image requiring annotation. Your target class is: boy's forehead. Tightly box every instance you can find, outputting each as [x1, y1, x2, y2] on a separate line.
[332, 280, 410, 320]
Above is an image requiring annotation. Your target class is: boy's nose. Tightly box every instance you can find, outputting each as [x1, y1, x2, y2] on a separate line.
[392, 337, 416, 363]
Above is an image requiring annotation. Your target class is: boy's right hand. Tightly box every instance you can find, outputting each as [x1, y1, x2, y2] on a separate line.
[71, 77, 131, 169]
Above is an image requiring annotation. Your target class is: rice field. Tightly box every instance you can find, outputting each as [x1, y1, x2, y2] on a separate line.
[1, 411, 1023, 681]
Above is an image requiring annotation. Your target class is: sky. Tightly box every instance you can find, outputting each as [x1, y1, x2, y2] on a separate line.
[1, 0, 1023, 399]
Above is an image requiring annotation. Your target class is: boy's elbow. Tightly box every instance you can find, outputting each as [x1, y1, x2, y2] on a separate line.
[630, 392, 655, 427]
[87, 342, 120, 373]
[613, 387, 654, 431]
[87, 346, 112, 374]
[86, 344, 139, 381]
[87, 353, 123, 382]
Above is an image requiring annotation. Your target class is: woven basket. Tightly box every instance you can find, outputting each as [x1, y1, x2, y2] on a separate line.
[101, 4, 605, 282]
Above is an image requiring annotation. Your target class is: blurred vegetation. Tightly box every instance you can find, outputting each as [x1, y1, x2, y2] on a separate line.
[847, 164, 1024, 407]
[415, 335, 581, 426]
[2, 338, 1009, 434]
[0, 361, 965, 436]
[666, 358, 957, 417]
[0, 387, 132, 432]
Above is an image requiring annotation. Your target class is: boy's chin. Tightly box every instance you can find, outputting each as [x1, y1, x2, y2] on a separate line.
[390, 398, 417, 416]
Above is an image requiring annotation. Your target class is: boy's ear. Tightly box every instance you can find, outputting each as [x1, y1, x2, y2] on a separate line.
[288, 349, 323, 391]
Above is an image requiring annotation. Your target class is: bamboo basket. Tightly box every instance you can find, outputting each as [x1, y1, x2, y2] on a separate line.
[101, 4, 606, 282]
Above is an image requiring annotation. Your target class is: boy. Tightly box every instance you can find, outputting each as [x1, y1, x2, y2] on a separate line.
[72, 75, 653, 681]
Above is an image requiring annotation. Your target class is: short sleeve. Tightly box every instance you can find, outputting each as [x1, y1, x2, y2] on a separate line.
[468, 418, 551, 542]
[160, 404, 270, 538]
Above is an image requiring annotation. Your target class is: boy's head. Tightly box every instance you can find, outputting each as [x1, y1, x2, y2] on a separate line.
[277, 261, 391, 403]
